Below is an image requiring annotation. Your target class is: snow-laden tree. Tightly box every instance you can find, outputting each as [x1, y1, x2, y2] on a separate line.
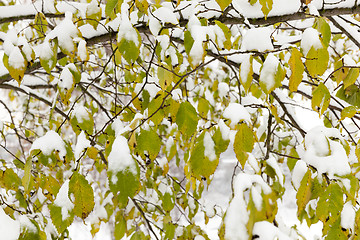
[1, 0, 360, 239]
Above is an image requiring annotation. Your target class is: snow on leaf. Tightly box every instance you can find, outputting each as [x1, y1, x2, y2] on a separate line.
[259, 53, 283, 93]
[223, 103, 251, 128]
[69, 172, 95, 219]
[189, 132, 219, 180]
[239, 54, 253, 93]
[30, 130, 67, 160]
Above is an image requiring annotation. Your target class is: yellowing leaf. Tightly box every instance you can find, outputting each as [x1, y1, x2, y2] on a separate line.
[5, 47, 27, 85]
[340, 106, 357, 120]
[189, 132, 219, 180]
[87, 146, 98, 160]
[296, 170, 312, 216]
[234, 123, 254, 168]
[176, 102, 198, 140]
[136, 129, 161, 160]
[343, 68, 359, 89]
[33, 12, 48, 37]
[259, 0, 273, 18]
[215, 20, 232, 50]
[314, 18, 331, 47]
[289, 48, 304, 92]
[215, 0, 232, 11]
[158, 66, 173, 90]
[312, 82, 330, 115]
[135, 0, 148, 13]
[305, 46, 329, 77]
[69, 172, 95, 219]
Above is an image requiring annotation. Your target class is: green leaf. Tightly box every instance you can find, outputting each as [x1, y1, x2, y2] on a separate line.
[176, 102, 198, 140]
[49, 204, 74, 234]
[0, 168, 21, 191]
[109, 168, 140, 207]
[162, 192, 175, 212]
[343, 68, 359, 89]
[212, 127, 230, 156]
[314, 18, 331, 47]
[312, 82, 330, 115]
[189, 132, 219, 180]
[197, 98, 210, 118]
[114, 212, 127, 240]
[184, 31, 194, 56]
[105, 0, 121, 17]
[136, 129, 161, 160]
[336, 85, 360, 107]
[305, 46, 329, 77]
[296, 170, 312, 216]
[69, 172, 95, 219]
[289, 48, 304, 92]
[259, 0, 273, 18]
[316, 182, 343, 223]
[118, 30, 141, 64]
[22, 158, 32, 194]
[340, 106, 357, 120]
[215, 0, 231, 11]
[233, 123, 254, 168]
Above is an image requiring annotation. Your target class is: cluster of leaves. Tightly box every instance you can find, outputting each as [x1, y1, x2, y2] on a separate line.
[1, 0, 360, 239]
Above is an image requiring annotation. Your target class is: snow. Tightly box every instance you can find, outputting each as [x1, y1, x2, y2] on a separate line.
[260, 53, 280, 92]
[239, 54, 252, 85]
[108, 135, 137, 183]
[78, 40, 88, 61]
[0, 207, 20, 240]
[73, 105, 89, 123]
[341, 201, 355, 230]
[152, 7, 178, 25]
[223, 103, 251, 128]
[8, 47, 25, 70]
[218, 119, 230, 140]
[74, 131, 91, 159]
[39, 41, 54, 60]
[218, 82, 229, 98]
[58, 66, 74, 90]
[301, 126, 351, 178]
[301, 28, 322, 55]
[291, 160, 307, 190]
[117, 3, 140, 46]
[46, 12, 79, 53]
[224, 173, 271, 240]
[241, 27, 274, 52]
[204, 131, 216, 161]
[54, 180, 74, 221]
[266, 157, 284, 186]
[30, 130, 67, 159]
[252, 221, 292, 240]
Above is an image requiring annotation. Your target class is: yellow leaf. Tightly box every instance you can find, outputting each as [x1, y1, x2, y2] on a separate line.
[289, 48, 304, 92]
